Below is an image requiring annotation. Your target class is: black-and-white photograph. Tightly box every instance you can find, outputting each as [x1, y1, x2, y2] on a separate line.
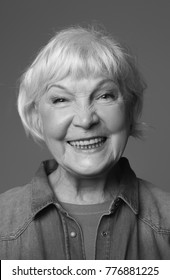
[0, 0, 170, 260]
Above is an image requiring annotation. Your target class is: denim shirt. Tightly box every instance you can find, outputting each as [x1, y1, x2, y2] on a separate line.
[0, 157, 170, 260]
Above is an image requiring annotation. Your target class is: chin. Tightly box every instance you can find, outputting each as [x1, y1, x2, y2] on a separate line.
[70, 168, 104, 178]
[65, 159, 115, 178]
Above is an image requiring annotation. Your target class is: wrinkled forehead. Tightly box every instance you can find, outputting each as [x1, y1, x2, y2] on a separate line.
[43, 63, 119, 97]
[46, 76, 119, 95]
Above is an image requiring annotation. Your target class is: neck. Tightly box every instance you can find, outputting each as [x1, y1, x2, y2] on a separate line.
[49, 164, 120, 205]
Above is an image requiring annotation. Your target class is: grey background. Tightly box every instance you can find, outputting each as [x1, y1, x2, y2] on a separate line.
[0, 0, 170, 193]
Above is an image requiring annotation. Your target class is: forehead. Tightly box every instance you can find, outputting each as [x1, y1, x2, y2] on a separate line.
[47, 76, 118, 94]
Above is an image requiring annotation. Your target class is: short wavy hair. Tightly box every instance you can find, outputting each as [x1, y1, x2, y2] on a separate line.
[17, 25, 146, 141]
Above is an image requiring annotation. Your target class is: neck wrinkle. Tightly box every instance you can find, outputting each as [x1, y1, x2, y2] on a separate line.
[48, 161, 121, 205]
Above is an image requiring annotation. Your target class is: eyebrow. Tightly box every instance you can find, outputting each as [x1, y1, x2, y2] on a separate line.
[47, 79, 117, 95]
[47, 84, 70, 92]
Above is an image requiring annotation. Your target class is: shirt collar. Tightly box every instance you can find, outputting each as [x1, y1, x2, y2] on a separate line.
[31, 160, 58, 215]
[115, 157, 139, 215]
[31, 157, 139, 216]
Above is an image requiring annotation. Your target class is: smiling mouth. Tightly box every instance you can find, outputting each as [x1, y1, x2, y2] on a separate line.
[67, 137, 107, 150]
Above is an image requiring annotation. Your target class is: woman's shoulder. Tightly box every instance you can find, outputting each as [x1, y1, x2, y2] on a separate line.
[0, 183, 33, 239]
[138, 178, 170, 233]
[0, 183, 32, 206]
[138, 178, 170, 203]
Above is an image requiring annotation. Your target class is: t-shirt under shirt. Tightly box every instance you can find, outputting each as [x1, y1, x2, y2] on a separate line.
[61, 200, 112, 259]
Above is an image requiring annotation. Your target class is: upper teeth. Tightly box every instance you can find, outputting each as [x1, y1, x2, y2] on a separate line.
[69, 137, 105, 146]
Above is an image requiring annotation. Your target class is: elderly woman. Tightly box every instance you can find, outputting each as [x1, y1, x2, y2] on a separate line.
[0, 26, 170, 260]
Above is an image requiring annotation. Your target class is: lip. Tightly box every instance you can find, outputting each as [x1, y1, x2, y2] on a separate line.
[67, 136, 107, 153]
[67, 136, 107, 142]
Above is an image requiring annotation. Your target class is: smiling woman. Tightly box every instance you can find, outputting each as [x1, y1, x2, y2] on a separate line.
[0, 25, 170, 260]
[38, 76, 128, 179]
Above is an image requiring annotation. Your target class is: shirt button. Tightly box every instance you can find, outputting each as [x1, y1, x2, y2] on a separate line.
[70, 231, 77, 238]
[101, 231, 108, 237]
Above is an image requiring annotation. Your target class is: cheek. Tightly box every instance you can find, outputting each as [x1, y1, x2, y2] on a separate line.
[99, 104, 128, 133]
[99, 104, 129, 156]
[40, 109, 73, 140]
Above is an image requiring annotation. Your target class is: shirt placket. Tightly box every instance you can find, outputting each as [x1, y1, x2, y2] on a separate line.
[95, 198, 122, 259]
[61, 212, 86, 260]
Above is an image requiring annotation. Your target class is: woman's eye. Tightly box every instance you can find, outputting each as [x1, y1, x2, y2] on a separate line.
[51, 98, 67, 104]
[98, 92, 119, 101]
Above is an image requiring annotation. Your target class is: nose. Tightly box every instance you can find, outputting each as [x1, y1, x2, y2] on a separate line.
[73, 107, 99, 129]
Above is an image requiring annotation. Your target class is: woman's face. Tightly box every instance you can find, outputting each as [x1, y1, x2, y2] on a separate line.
[38, 76, 130, 177]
